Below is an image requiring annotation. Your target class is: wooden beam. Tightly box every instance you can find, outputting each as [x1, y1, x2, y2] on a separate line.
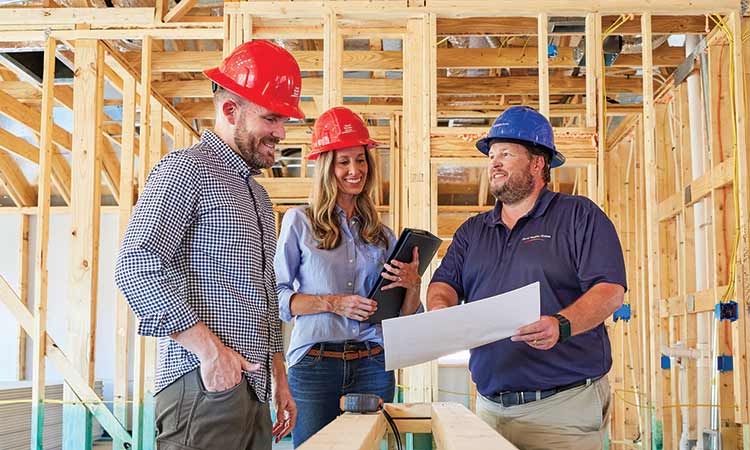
[537, 13, 549, 118]
[297, 412, 385, 450]
[16, 214, 29, 381]
[0, 275, 132, 445]
[431, 403, 518, 450]
[63, 39, 103, 450]
[657, 157, 734, 222]
[0, 7, 155, 27]
[430, 127, 597, 160]
[0, 150, 35, 207]
[402, 13, 436, 403]
[0, 88, 72, 152]
[127, 46, 684, 73]
[602, 15, 708, 35]
[437, 15, 708, 36]
[154, 75, 645, 98]
[112, 70, 136, 450]
[585, 13, 598, 129]
[230, 1, 734, 17]
[139, 35, 152, 188]
[641, 14, 663, 448]
[323, 10, 343, 110]
[728, 10, 750, 426]
[101, 40, 199, 142]
[30, 37, 56, 450]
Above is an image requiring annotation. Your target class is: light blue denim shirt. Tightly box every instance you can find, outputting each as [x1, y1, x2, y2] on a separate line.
[275, 205, 398, 366]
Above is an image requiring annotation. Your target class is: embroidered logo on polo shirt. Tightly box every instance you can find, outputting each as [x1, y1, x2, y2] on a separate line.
[521, 234, 551, 244]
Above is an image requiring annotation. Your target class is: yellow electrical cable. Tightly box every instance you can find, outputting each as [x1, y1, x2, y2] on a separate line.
[598, 14, 633, 212]
[708, 14, 741, 305]
[614, 389, 735, 410]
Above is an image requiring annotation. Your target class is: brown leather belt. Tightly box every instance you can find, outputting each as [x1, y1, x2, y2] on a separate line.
[307, 344, 383, 361]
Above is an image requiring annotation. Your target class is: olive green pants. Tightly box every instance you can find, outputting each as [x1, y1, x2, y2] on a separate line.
[476, 376, 611, 450]
[155, 368, 272, 450]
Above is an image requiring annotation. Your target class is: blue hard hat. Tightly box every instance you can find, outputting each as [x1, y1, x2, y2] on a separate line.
[476, 106, 566, 168]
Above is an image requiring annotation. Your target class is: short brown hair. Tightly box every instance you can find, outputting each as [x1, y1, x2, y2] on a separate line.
[524, 144, 551, 183]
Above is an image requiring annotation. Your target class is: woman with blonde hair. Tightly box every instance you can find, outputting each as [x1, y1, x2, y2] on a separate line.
[275, 106, 422, 447]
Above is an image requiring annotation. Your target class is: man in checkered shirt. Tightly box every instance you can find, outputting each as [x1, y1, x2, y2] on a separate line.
[115, 41, 306, 450]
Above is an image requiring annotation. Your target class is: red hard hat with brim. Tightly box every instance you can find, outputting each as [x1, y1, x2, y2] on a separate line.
[204, 40, 305, 119]
[307, 107, 377, 160]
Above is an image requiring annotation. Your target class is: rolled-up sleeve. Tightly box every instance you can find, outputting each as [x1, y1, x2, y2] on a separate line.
[430, 220, 471, 300]
[274, 209, 303, 322]
[114, 153, 201, 337]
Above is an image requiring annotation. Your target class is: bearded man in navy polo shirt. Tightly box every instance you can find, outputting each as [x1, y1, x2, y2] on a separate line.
[428, 106, 627, 450]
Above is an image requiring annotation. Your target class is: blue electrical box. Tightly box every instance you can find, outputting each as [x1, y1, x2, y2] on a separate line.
[547, 44, 558, 58]
[613, 304, 631, 322]
[660, 355, 671, 370]
[717, 355, 733, 372]
[715, 301, 738, 322]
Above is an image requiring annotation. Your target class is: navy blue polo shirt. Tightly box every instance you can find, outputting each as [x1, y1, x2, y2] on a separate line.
[431, 187, 627, 395]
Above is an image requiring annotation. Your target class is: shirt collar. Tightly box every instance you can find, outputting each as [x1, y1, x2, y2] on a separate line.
[334, 204, 361, 221]
[484, 186, 557, 227]
[201, 129, 261, 179]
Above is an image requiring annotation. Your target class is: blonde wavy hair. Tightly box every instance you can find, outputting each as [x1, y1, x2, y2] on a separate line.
[305, 147, 389, 250]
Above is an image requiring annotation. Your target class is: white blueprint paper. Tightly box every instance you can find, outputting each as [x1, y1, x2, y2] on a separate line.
[382, 282, 540, 371]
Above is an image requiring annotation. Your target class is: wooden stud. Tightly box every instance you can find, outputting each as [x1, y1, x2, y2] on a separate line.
[62, 38, 104, 450]
[150, 99, 163, 168]
[641, 14, 663, 448]
[537, 13, 549, 118]
[16, 214, 29, 381]
[728, 11, 750, 426]
[113, 67, 137, 450]
[402, 14, 435, 403]
[29, 37, 56, 450]
[139, 35, 153, 190]
[323, 10, 343, 110]
[584, 13, 598, 129]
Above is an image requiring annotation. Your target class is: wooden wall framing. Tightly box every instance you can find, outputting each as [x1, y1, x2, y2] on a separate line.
[0, 1, 748, 449]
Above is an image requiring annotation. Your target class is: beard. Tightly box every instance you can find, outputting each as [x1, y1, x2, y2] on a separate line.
[233, 114, 279, 170]
[490, 165, 535, 205]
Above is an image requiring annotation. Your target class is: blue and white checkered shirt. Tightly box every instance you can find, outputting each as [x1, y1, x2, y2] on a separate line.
[115, 130, 283, 401]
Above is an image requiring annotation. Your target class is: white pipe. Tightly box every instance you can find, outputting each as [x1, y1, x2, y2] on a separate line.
[686, 34, 711, 449]
[661, 345, 701, 360]
[679, 358, 691, 450]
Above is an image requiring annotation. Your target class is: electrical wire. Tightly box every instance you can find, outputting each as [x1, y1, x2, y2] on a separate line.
[707, 14, 742, 305]
[381, 407, 403, 450]
[599, 14, 634, 212]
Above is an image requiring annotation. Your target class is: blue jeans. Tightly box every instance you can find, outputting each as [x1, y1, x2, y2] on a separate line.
[287, 341, 395, 448]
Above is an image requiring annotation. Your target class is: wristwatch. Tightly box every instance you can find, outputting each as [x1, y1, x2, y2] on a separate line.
[553, 313, 571, 343]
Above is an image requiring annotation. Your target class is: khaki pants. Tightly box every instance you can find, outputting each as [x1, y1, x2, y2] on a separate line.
[476, 376, 611, 450]
[155, 368, 272, 450]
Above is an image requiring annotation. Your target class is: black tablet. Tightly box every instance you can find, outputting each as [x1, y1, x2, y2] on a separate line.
[364, 228, 442, 323]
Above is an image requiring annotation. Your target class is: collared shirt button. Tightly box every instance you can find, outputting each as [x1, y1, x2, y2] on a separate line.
[347, 281, 353, 287]
[349, 259, 354, 263]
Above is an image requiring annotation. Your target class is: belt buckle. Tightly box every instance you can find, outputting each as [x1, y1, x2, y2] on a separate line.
[501, 391, 522, 406]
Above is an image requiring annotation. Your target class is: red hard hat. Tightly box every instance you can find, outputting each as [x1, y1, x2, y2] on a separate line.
[308, 107, 377, 160]
[203, 40, 305, 119]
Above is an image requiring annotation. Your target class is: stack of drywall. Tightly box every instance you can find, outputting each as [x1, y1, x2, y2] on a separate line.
[0, 382, 104, 450]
